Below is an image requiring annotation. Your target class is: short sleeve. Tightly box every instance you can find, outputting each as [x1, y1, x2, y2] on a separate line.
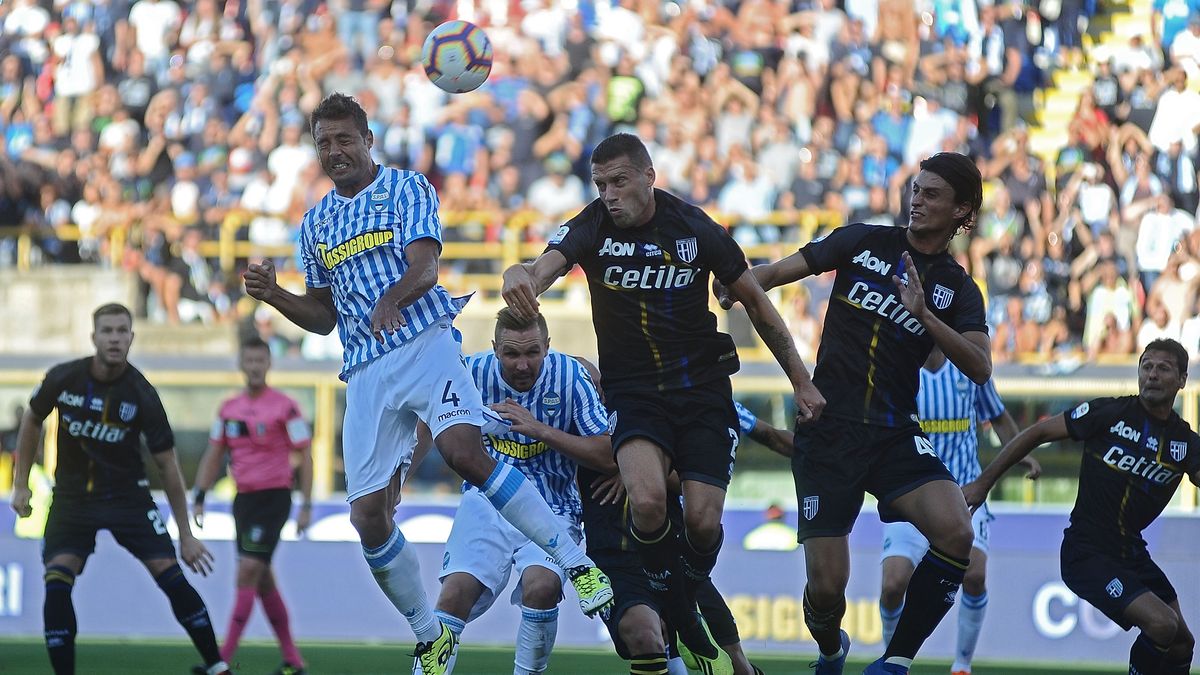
[299, 215, 331, 289]
[734, 401, 757, 436]
[28, 364, 71, 421]
[693, 215, 749, 285]
[397, 172, 443, 248]
[973, 380, 1006, 421]
[545, 201, 604, 268]
[947, 275, 988, 334]
[284, 400, 311, 449]
[208, 413, 225, 446]
[798, 223, 872, 275]
[1063, 397, 1122, 442]
[569, 359, 610, 437]
[138, 381, 175, 454]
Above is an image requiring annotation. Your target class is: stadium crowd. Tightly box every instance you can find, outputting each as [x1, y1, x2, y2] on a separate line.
[1, 0, 1199, 363]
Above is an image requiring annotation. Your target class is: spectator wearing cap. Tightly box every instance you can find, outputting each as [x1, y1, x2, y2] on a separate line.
[525, 152, 585, 239]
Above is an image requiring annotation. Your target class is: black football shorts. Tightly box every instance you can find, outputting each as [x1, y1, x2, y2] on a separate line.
[232, 488, 292, 562]
[43, 491, 177, 564]
[791, 416, 955, 542]
[609, 378, 740, 488]
[1060, 541, 1177, 631]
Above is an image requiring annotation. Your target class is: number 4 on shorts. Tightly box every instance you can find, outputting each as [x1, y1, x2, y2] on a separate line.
[914, 436, 936, 457]
[441, 381, 461, 407]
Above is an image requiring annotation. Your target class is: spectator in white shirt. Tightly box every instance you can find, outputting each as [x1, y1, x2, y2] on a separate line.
[1137, 192, 1196, 293]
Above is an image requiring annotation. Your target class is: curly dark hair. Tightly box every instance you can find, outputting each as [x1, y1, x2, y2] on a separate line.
[310, 92, 369, 139]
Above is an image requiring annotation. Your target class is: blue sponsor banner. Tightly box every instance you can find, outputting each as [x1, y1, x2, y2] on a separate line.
[0, 499, 1195, 666]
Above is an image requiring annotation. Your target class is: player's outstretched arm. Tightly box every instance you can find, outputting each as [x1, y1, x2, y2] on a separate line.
[963, 415, 1068, 510]
[9, 408, 44, 518]
[244, 258, 337, 335]
[153, 448, 215, 576]
[501, 251, 570, 320]
[714, 252, 814, 310]
[191, 440, 229, 528]
[749, 419, 795, 458]
[726, 270, 825, 423]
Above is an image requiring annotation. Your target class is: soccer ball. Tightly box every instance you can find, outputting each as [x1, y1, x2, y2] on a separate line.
[420, 20, 493, 94]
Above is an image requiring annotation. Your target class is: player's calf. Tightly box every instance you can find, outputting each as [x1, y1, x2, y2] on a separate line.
[153, 564, 225, 671]
[43, 565, 77, 675]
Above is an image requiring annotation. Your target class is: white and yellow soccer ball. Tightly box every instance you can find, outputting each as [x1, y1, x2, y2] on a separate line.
[420, 20, 493, 94]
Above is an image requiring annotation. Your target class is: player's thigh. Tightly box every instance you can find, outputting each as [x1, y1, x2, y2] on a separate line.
[887, 479, 973, 553]
[671, 378, 740, 488]
[1122, 589, 1182, 642]
[512, 520, 580, 609]
[1061, 543, 1157, 631]
[614, 437, 671, 520]
[872, 428, 970, 549]
[42, 498, 100, 566]
[791, 418, 870, 543]
[610, 390, 674, 492]
[406, 322, 486, 442]
[108, 494, 178, 564]
[342, 353, 422, 502]
[233, 489, 292, 563]
[440, 489, 522, 621]
[694, 579, 740, 647]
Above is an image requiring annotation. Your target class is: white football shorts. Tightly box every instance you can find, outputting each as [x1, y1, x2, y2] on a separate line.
[439, 487, 582, 622]
[342, 319, 487, 502]
[880, 503, 994, 565]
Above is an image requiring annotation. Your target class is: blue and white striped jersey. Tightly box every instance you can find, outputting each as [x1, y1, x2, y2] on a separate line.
[465, 349, 609, 521]
[917, 360, 1006, 484]
[299, 166, 463, 381]
[734, 401, 757, 437]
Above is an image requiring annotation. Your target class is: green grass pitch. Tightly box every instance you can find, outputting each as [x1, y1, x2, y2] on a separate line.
[0, 638, 1124, 674]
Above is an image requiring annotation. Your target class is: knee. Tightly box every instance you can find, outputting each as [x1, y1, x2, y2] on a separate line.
[619, 616, 664, 656]
[627, 488, 668, 531]
[1172, 622, 1195, 654]
[44, 565, 77, 595]
[349, 500, 391, 544]
[930, 520, 974, 559]
[1144, 613, 1182, 646]
[683, 505, 722, 548]
[962, 567, 987, 596]
[522, 576, 562, 610]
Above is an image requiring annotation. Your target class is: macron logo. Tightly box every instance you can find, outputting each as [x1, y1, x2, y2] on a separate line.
[852, 249, 893, 276]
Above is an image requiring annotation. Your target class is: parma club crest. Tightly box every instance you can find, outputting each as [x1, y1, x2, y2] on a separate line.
[676, 237, 698, 264]
[931, 284, 955, 310]
[119, 402, 138, 422]
[1170, 441, 1188, 462]
[803, 495, 819, 521]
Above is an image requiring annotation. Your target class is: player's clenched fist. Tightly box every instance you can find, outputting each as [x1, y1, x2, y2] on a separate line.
[794, 379, 826, 424]
[244, 259, 278, 301]
[10, 485, 32, 517]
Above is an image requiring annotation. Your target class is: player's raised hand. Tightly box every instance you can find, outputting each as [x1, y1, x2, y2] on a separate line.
[892, 251, 927, 317]
[960, 479, 990, 513]
[244, 258, 278, 302]
[590, 473, 626, 505]
[490, 398, 542, 437]
[712, 278, 736, 310]
[793, 379, 826, 424]
[10, 485, 32, 518]
[501, 265, 540, 320]
[180, 534, 215, 576]
[370, 298, 407, 342]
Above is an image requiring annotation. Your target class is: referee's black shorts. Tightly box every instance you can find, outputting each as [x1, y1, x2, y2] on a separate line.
[232, 488, 292, 562]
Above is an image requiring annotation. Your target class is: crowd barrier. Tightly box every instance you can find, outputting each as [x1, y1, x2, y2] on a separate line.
[0, 499, 1195, 667]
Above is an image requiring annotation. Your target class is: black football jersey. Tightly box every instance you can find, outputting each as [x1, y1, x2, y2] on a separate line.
[1062, 396, 1200, 557]
[800, 224, 987, 426]
[29, 358, 175, 498]
[546, 190, 748, 394]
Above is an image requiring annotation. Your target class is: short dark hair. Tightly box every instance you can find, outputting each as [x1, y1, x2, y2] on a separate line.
[240, 335, 271, 353]
[494, 308, 549, 343]
[1141, 338, 1189, 374]
[591, 133, 652, 170]
[93, 303, 132, 328]
[310, 92, 369, 139]
[919, 152, 983, 230]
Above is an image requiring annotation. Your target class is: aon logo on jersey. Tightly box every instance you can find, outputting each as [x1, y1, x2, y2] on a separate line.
[1109, 420, 1141, 442]
[598, 238, 637, 257]
[852, 249, 893, 276]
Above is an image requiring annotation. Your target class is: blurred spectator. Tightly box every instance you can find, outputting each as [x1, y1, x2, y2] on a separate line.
[1136, 193, 1195, 292]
